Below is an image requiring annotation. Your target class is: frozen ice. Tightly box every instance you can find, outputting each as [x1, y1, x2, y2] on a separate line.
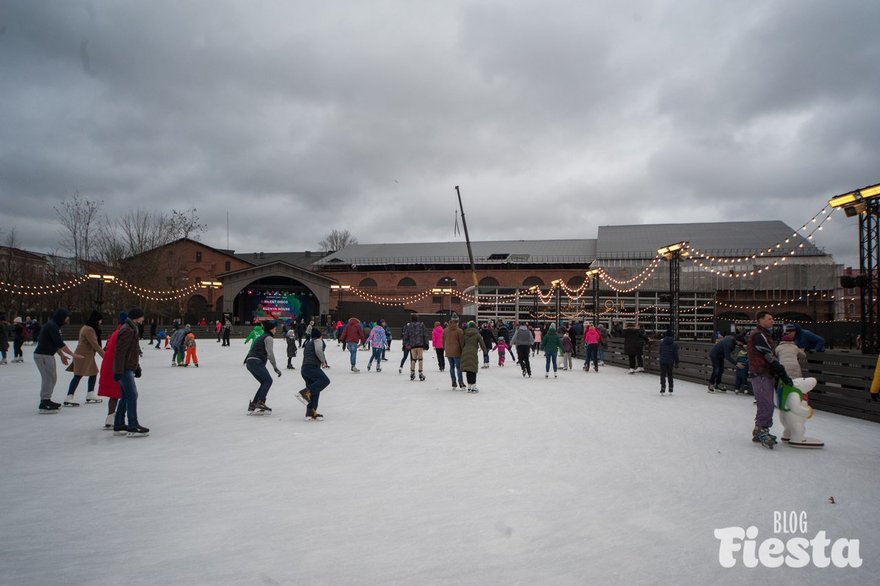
[0, 340, 877, 584]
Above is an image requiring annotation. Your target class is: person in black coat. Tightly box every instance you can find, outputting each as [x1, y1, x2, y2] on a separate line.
[658, 331, 679, 394]
[622, 322, 649, 373]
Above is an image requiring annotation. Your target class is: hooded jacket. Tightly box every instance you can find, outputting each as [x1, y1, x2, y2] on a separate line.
[34, 308, 70, 356]
[460, 326, 487, 372]
[442, 323, 464, 357]
[510, 325, 534, 347]
[340, 318, 364, 344]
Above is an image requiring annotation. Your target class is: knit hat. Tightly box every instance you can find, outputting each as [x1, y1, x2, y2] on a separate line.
[467, 321, 476, 329]
[14, 316, 22, 324]
[127, 306, 145, 320]
[549, 324, 556, 330]
[311, 328, 323, 338]
[118, 312, 128, 324]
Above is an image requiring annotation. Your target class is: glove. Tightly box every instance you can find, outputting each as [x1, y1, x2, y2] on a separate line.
[134, 366, 142, 378]
[113, 373, 122, 381]
[274, 368, 282, 377]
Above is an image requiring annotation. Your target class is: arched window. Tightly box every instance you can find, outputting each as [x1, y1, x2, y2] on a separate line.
[567, 276, 585, 288]
[398, 277, 417, 288]
[359, 278, 377, 288]
[479, 276, 500, 286]
[522, 276, 544, 287]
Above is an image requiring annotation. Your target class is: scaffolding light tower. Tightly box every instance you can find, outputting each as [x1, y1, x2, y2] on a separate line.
[829, 183, 880, 354]
[658, 242, 689, 339]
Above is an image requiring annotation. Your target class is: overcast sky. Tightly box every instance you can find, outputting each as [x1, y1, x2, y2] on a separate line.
[1, 0, 877, 268]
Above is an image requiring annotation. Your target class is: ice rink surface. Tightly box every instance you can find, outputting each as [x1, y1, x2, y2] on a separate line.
[1, 339, 877, 585]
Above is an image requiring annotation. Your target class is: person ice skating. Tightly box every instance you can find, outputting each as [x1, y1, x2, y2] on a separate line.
[542, 324, 560, 378]
[245, 319, 282, 414]
[12, 316, 26, 362]
[155, 327, 166, 350]
[511, 323, 534, 378]
[0, 313, 8, 365]
[707, 333, 745, 392]
[443, 320, 465, 389]
[339, 317, 364, 372]
[432, 321, 445, 372]
[285, 325, 298, 369]
[596, 323, 609, 366]
[98, 312, 126, 429]
[112, 307, 148, 437]
[479, 323, 496, 368]
[496, 338, 510, 367]
[583, 324, 601, 372]
[366, 319, 387, 372]
[622, 322, 648, 373]
[297, 328, 331, 420]
[748, 311, 793, 449]
[559, 333, 572, 370]
[183, 329, 199, 367]
[222, 317, 232, 346]
[64, 310, 105, 406]
[777, 377, 824, 448]
[733, 348, 750, 395]
[461, 321, 486, 392]
[658, 330, 679, 395]
[149, 319, 157, 344]
[776, 327, 806, 379]
[33, 308, 82, 413]
[532, 324, 542, 357]
[215, 320, 222, 343]
[170, 322, 188, 366]
[401, 315, 428, 381]
[244, 321, 265, 347]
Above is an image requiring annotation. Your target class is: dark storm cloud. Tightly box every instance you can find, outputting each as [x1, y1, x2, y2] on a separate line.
[0, 0, 876, 265]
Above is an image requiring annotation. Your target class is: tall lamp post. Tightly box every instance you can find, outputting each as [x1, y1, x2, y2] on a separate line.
[432, 288, 453, 317]
[330, 284, 351, 320]
[829, 182, 880, 354]
[585, 268, 601, 326]
[551, 279, 563, 330]
[528, 285, 539, 322]
[88, 274, 116, 311]
[657, 242, 689, 339]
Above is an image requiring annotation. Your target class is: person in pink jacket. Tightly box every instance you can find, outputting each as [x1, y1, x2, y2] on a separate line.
[583, 324, 602, 372]
[432, 321, 445, 372]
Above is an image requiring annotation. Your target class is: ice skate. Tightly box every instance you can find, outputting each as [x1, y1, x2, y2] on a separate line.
[635, 367, 645, 373]
[297, 389, 311, 406]
[38, 400, 60, 414]
[103, 413, 115, 430]
[418, 372, 425, 381]
[627, 369, 635, 374]
[126, 425, 150, 438]
[752, 426, 777, 449]
[467, 386, 479, 393]
[306, 409, 324, 421]
[113, 427, 128, 436]
[707, 384, 716, 393]
[0, 358, 6, 365]
[410, 371, 416, 381]
[85, 391, 103, 404]
[63, 395, 80, 407]
[351, 366, 360, 373]
[459, 382, 466, 390]
[660, 388, 666, 395]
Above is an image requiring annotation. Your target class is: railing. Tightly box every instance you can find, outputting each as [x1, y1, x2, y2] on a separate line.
[597, 339, 879, 422]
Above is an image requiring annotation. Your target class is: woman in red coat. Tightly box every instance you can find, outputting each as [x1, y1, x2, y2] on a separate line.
[97, 312, 125, 429]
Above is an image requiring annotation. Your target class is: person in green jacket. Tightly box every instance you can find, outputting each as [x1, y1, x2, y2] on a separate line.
[542, 324, 561, 378]
[460, 322, 487, 393]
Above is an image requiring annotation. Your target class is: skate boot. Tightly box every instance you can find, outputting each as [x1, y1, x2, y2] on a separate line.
[351, 366, 360, 373]
[468, 386, 479, 393]
[63, 395, 80, 407]
[38, 399, 60, 414]
[306, 409, 324, 421]
[297, 389, 311, 406]
[86, 391, 103, 404]
[255, 401, 272, 413]
[752, 426, 777, 449]
[418, 372, 425, 381]
[104, 413, 115, 430]
[127, 425, 150, 438]
[410, 371, 416, 381]
[0, 358, 6, 365]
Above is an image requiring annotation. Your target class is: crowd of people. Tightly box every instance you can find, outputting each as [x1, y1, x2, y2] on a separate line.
[1, 306, 835, 448]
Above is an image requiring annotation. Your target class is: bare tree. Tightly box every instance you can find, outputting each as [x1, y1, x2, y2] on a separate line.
[54, 191, 102, 273]
[319, 229, 358, 252]
[168, 208, 207, 241]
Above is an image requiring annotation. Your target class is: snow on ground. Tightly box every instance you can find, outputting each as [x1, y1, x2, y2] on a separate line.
[0, 339, 877, 585]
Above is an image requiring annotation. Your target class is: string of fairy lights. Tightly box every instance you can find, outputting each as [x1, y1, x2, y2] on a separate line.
[0, 274, 216, 302]
[0, 204, 867, 321]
